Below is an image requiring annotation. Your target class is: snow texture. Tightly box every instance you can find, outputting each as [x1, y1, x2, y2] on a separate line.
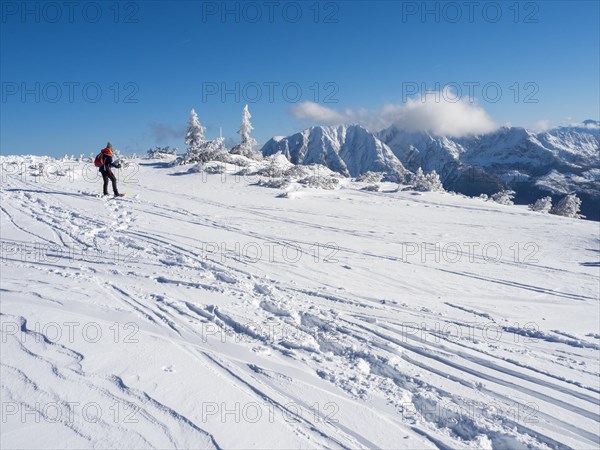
[1, 154, 599, 449]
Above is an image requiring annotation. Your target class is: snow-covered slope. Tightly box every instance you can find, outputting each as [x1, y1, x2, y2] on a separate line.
[1, 155, 599, 449]
[262, 125, 410, 181]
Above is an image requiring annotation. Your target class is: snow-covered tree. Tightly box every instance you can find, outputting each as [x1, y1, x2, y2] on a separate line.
[112, 147, 123, 162]
[356, 171, 385, 183]
[490, 190, 515, 205]
[147, 146, 178, 159]
[424, 170, 443, 191]
[238, 104, 255, 146]
[550, 193, 584, 219]
[185, 109, 206, 149]
[230, 104, 261, 159]
[175, 109, 231, 165]
[529, 196, 553, 213]
[176, 137, 230, 165]
[412, 168, 425, 188]
[412, 168, 444, 192]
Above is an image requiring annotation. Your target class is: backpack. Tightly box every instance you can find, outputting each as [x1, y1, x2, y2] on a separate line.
[94, 153, 104, 167]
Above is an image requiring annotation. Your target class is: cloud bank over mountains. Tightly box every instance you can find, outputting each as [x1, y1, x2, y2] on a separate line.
[290, 89, 500, 137]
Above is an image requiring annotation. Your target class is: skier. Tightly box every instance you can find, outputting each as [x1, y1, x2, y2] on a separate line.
[96, 142, 124, 197]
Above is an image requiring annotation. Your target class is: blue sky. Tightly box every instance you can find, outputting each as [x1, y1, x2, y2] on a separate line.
[1, 0, 599, 156]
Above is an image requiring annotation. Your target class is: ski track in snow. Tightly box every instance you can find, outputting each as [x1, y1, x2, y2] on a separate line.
[1, 157, 599, 449]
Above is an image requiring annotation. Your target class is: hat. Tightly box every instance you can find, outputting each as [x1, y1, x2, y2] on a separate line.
[107, 142, 113, 149]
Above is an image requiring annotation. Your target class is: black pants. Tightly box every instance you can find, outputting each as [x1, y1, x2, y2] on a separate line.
[101, 170, 119, 195]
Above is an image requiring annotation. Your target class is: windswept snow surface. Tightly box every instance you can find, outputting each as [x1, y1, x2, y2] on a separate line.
[1, 156, 599, 449]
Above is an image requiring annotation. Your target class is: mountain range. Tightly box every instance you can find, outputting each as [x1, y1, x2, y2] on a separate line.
[261, 124, 410, 181]
[262, 121, 600, 220]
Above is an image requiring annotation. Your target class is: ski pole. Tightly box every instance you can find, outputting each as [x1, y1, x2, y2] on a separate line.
[119, 167, 129, 192]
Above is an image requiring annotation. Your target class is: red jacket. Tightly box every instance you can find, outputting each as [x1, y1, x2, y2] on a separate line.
[99, 148, 118, 173]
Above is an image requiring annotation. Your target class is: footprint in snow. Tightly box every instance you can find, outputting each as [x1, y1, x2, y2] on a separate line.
[216, 273, 236, 284]
[162, 365, 175, 373]
[254, 283, 274, 295]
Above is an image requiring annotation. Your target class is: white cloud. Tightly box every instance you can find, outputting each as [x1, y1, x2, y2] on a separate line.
[569, 120, 599, 130]
[377, 89, 497, 137]
[289, 102, 348, 124]
[531, 119, 553, 132]
[288, 89, 498, 137]
[530, 118, 600, 133]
